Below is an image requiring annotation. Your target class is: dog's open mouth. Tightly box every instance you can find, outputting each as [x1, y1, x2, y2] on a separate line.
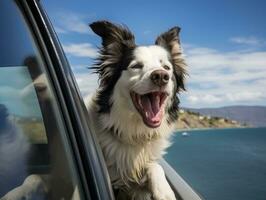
[130, 91, 168, 128]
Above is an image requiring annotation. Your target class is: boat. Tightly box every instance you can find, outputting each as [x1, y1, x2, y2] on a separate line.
[182, 132, 189, 137]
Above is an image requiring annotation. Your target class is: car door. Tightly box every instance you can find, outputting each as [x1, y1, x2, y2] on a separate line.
[0, 0, 114, 199]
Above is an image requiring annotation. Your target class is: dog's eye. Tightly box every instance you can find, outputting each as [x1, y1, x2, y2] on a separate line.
[131, 63, 143, 69]
[163, 65, 170, 70]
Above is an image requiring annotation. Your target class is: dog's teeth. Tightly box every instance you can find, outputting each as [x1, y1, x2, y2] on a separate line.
[145, 112, 148, 118]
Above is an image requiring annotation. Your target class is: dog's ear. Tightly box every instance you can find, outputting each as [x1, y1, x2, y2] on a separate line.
[155, 27, 186, 91]
[90, 20, 135, 48]
[89, 21, 136, 113]
[89, 20, 136, 77]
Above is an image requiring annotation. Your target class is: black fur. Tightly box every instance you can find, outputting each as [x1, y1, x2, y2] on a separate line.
[89, 21, 136, 113]
[167, 97, 180, 124]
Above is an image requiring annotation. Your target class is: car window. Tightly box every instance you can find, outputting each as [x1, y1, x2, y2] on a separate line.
[0, 1, 83, 199]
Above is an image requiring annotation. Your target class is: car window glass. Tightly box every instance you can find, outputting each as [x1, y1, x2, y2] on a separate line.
[0, 1, 83, 199]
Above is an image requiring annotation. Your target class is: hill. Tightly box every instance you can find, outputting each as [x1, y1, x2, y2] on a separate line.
[183, 106, 266, 127]
[176, 109, 244, 130]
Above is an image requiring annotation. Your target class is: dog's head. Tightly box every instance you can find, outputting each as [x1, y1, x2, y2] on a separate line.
[90, 21, 186, 130]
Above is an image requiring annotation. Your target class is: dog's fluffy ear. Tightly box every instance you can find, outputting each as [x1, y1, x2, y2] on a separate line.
[89, 21, 136, 113]
[155, 27, 186, 91]
[89, 20, 135, 77]
[90, 20, 135, 48]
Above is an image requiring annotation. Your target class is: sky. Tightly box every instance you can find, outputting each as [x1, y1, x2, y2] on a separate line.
[42, 0, 266, 108]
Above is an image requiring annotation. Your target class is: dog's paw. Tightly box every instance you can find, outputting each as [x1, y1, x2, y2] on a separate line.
[147, 163, 176, 200]
[151, 180, 176, 200]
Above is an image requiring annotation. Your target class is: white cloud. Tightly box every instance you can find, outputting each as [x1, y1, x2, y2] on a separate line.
[187, 94, 222, 105]
[230, 36, 265, 46]
[63, 43, 98, 58]
[186, 91, 265, 107]
[187, 95, 199, 104]
[54, 26, 68, 34]
[53, 11, 93, 34]
[73, 73, 99, 97]
[187, 50, 266, 71]
[181, 44, 266, 107]
[225, 91, 265, 102]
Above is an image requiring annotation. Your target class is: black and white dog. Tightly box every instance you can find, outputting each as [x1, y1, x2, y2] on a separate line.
[85, 21, 186, 200]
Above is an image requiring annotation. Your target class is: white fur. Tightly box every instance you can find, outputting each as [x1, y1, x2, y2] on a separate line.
[147, 163, 176, 200]
[85, 45, 176, 200]
[128, 46, 174, 96]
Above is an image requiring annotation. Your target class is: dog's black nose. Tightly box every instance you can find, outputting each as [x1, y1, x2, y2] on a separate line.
[150, 70, 169, 86]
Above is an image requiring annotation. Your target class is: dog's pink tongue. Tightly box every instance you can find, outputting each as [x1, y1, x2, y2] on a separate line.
[141, 93, 161, 122]
[150, 93, 160, 115]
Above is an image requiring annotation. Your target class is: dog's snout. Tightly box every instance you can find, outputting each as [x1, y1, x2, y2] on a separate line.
[150, 70, 169, 86]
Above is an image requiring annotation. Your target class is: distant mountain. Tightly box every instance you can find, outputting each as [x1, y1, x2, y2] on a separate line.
[183, 106, 266, 127]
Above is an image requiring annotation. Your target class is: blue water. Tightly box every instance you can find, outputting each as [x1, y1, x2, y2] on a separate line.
[165, 128, 266, 200]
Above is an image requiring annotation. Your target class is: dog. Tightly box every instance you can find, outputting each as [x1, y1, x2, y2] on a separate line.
[85, 21, 186, 200]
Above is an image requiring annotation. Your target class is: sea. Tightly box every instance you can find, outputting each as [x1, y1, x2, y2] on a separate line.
[164, 127, 266, 200]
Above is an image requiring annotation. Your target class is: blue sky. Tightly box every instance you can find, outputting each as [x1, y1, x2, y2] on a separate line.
[42, 0, 266, 108]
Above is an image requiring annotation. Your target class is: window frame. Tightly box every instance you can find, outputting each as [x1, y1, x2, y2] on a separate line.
[15, 0, 115, 200]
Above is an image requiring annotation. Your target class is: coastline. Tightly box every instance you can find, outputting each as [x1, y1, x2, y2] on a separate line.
[175, 126, 251, 133]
